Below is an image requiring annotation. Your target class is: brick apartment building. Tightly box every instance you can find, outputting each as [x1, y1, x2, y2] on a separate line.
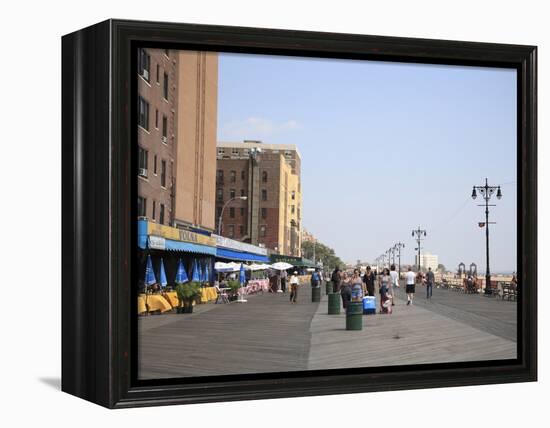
[137, 48, 218, 232]
[215, 141, 302, 256]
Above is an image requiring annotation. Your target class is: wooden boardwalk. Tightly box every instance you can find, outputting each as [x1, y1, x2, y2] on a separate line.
[138, 283, 517, 379]
[308, 288, 516, 371]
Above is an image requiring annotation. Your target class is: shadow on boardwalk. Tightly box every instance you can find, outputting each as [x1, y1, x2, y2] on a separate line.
[139, 286, 319, 379]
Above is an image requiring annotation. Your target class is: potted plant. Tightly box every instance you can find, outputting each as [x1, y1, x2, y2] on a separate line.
[227, 280, 241, 301]
[175, 282, 202, 313]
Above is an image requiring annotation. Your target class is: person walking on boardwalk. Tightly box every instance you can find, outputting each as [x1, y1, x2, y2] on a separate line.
[405, 266, 416, 305]
[289, 271, 300, 303]
[350, 269, 364, 302]
[280, 269, 287, 293]
[426, 267, 435, 299]
[390, 264, 399, 306]
[331, 267, 342, 293]
[363, 265, 375, 296]
[340, 272, 352, 309]
[379, 268, 393, 314]
[311, 268, 321, 288]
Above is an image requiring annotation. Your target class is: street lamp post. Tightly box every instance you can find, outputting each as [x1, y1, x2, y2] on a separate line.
[394, 242, 405, 278]
[471, 178, 502, 295]
[217, 196, 248, 236]
[412, 226, 427, 272]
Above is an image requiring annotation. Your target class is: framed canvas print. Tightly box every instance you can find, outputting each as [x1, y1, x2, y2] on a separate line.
[62, 19, 537, 408]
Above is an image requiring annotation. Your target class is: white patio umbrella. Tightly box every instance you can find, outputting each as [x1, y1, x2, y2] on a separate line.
[270, 262, 293, 271]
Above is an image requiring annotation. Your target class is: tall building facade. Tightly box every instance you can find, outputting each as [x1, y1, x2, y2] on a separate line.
[137, 48, 218, 233]
[215, 141, 302, 256]
[137, 48, 178, 226]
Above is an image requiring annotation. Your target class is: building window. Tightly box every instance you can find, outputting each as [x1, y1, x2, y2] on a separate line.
[229, 207, 235, 218]
[217, 188, 223, 201]
[260, 225, 267, 237]
[138, 147, 148, 176]
[218, 148, 225, 155]
[228, 225, 235, 238]
[217, 169, 224, 180]
[217, 207, 222, 218]
[262, 171, 268, 182]
[240, 189, 245, 197]
[138, 96, 149, 130]
[138, 48, 150, 81]
[138, 196, 147, 217]
[239, 225, 245, 236]
[291, 205, 295, 214]
[232, 148, 239, 155]
[241, 170, 246, 180]
[162, 115, 168, 140]
[284, 150, 292, 158]
[230, 189, 236, 199]
[261, 189, 267, 201]
[261, 208, 267, 219]
[152, 201, 156, 220]
[161, 160, 167, 187]
[163, 72, 169, 99]
[153, 155, 157, 175]
[159, 204, 165, 225]
[291, 191, 296, 200]
[230, 170, 236, 183]
[240, 207, 245, 217]
[156, 64, 160, 83]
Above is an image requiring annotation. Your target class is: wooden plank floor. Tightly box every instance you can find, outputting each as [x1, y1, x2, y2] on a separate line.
[308, 288, 517, 371]
[138, 286, 319, 379]
[138, 283, 517, 379]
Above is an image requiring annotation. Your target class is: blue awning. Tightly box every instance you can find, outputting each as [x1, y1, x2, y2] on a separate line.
[164, 239, 217, 255]
[216, 248, 270, 262]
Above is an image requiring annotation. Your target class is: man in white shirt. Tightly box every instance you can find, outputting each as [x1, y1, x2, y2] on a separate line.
[389, 265, 399, 306]
[289, 271, 300, 303]
[405, 266, 416, 305]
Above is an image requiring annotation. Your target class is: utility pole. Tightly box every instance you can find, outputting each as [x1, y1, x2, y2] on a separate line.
[471, 178, 502, 295]
[412, 226, 427, 272]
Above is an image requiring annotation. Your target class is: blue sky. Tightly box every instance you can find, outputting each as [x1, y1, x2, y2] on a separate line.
[217, 53, 517, 272]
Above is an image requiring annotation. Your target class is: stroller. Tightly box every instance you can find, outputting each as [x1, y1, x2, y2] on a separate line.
[379, 286, 393, 314]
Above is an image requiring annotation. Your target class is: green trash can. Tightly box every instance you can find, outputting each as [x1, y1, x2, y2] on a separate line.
[311, 286, 321, 302]
[325, 281, 332, 295]
[346, 302, 363, 330]
[328, 293, 340, 314]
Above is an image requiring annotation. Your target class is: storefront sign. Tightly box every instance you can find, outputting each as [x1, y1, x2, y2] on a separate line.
[148, 235, 166, 250]
[214, 234, 268, 256]
[147, 222, 216, 246]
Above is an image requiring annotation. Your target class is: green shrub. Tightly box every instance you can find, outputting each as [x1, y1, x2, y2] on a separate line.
[175, 282, 202, 307]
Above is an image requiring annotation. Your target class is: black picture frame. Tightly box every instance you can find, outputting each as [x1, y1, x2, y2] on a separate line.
[62, 19, 537, 408]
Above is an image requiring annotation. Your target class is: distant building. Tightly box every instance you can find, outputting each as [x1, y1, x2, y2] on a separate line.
[215, 140, 302, 256]
[415, 252, 439, 271]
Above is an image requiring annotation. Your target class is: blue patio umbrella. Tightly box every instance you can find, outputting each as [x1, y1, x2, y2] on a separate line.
[204, 263, 209, 283]
[239, 263, 246, 285]
[159, 258, 167, 288]
[145, 255, 157, 286]
[175, 259, 188, 284]
[191, 259, 200, 282]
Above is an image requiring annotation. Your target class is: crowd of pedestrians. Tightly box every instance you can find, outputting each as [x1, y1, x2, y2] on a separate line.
[328, 264, 438, 314]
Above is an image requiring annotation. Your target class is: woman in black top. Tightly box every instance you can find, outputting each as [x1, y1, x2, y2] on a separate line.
[363, 266, 375, 296]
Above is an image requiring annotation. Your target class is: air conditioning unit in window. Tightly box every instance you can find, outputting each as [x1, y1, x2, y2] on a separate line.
[161, 136, 167, 144]
[138, 168, 148, 177]
[142, 69, 149, 80]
